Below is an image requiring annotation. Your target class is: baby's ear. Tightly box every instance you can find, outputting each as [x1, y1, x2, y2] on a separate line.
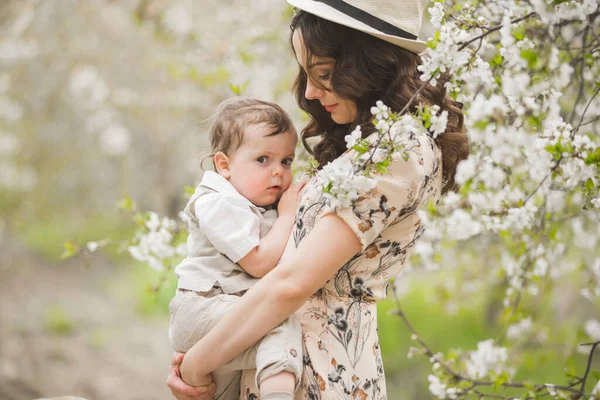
[214, 152, 231, 179]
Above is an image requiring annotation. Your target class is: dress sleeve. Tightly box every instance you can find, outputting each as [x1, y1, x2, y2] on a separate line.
[322, 133, 434, 251]
[195, 193, 261, 262]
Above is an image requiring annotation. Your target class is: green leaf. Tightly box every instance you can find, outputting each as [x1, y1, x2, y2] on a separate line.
[45, 305, 74, 336]
[491, 371, 513, 391]
[184, 186, 196, 196]
[191, 66, 230, 88]
[134, 214, 146, 226]
[549, 224, 559, 240]
[117, 195, 135, 212]
[564, 365, 576, 378]
[426, 31, 441, 49]
[585, 177, 595, 190]
[238, 49, 255, 65]
[229, 83, 241, 95]
[520, 50, 538, 68]
[584, 148, 600, 165]
[513, 25, 526, 41]
[189, 67, 201, 83]
[426, 199, 438, 215]
[229, 81, 252, 96]
[490, 53, 503, 67]
[352, 142, 370, 155]
[473, 120, 489, 130]
[61, 241, 80, 260]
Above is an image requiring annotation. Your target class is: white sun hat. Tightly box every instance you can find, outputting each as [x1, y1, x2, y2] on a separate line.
[286, 0, 429, 54]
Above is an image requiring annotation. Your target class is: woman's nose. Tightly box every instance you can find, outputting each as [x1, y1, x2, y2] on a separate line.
[305, 80, 324, 100]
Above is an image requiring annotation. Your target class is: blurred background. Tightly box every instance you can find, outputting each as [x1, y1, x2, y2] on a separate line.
[0, 1, 596, 399]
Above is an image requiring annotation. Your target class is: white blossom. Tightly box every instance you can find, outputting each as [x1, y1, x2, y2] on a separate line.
[178, 211, 189, 223]
[455, 158, 477, 185]
[428, 2, 445, 28]
[0, 39, 39, 62]
[480, 162, 506, 190]
[370, 100, 390, 120]
[428, 375, 447, 399]
[466, 339, 510, 379]
[592, 379, 600, 397]
[127, 212, 181, 271]
[99, 123, 132, 157]
[430, 109, 448, 138]
[545, 384, 557, 397]
[162, 5, 194, 38]
[444, 209, 482, 240]
[313, 157, 376, 210]
[506, 317, 532, 340]
[0, 132, 20, 156]
[69, 65, 109, 106]
[0, 162, 37, 191]
[584, 319, 600, 341]
[375, 120, 390, 134]
[86, 242, 99, 252]
[581, 288, 596, 302]
[344, 126, 362, 149]
[0, 97, 23, 122]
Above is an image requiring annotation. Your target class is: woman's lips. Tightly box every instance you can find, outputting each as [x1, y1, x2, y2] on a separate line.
[324, 104, 338, 112]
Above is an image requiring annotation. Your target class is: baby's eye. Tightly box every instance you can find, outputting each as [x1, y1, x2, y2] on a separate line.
[282, 158, 293, 167]
[256, 156, 268, 164]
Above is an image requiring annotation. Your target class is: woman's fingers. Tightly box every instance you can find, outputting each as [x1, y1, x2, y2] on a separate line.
[167, 352, 215, 399]
[167, 368, 215, 399]
[170, 352, 185, 368]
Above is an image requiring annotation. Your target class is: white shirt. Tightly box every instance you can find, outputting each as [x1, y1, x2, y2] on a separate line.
[174, 171, 278, 293]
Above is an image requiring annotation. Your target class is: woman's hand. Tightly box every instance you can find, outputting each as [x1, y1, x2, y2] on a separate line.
[167, 352, 215, 400]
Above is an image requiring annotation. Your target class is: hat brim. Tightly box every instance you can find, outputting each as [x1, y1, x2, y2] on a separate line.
[286, 0, 427, 54]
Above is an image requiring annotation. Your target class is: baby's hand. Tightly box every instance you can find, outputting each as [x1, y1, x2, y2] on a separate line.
[277, 181, 306, 217]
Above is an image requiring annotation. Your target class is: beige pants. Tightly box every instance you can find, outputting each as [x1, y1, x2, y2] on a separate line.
[169, 288, 303, 400]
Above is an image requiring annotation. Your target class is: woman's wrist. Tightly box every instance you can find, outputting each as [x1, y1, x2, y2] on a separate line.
[180, 354, 212, 387]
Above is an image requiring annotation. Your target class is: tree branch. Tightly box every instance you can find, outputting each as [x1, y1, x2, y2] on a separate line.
[574, 84, 600, 134]
[579, 340, 600, 394]
[390, 283, 594, 398]
[457, 12, 537, 52]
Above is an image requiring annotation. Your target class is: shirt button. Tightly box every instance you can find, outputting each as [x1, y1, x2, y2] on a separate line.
[290, 349, 298, 357]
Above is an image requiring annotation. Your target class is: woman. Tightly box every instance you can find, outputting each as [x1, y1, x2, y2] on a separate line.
[168, 0, 469, 398]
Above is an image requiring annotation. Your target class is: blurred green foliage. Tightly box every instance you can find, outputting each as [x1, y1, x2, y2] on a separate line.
[17, 212, 133, 262]
[9, 209, 594, 397]
[107, 249, 591, 398]
[45, 305, 74, 336]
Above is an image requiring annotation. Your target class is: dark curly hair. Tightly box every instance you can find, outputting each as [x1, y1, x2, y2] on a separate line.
[290, 10, 469, 194]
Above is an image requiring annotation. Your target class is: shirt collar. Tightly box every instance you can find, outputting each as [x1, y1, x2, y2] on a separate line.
[199, 171, 265, 211]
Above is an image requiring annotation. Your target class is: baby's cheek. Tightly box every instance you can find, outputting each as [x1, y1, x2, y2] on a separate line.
[283, 172, 294, 191]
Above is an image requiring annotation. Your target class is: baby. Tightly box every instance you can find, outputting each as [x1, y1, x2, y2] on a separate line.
[169, 97, 304, 400]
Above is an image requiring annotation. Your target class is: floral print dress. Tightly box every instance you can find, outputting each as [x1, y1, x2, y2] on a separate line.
[240, 128, 443, 400]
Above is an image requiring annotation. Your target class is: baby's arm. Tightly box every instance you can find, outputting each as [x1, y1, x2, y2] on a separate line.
[238, 181, 304, 278]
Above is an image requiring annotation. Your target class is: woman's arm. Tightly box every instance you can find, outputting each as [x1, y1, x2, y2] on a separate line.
[180, 213, 361, 386]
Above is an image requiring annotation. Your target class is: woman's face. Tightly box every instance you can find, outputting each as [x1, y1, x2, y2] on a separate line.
[292, 29, 357, 125]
